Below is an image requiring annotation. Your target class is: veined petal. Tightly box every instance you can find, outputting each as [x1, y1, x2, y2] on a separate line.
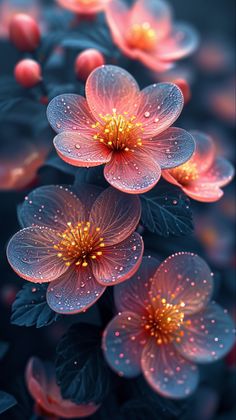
[18, 185, 86, 230]
[157, 24, 199, 61]
[92, 232, 143, 286]
[86, 65, 140, 120]
[175, 302, 235, 363]
[104, 150, 161, 194]
[137, 83, 184, 138]
[89, 187, 141, 245]
[47, 94, 95, 134]
[54, 131, 112, 167]
[7, 227, 68, 283]
[143, 127, 195, 169]
[102, 311, 147, 377]
[114, 256, 159, 314]
[46, 266, 106, 314]
[141, 340, 199, 399]
[150, 253, 213, 315]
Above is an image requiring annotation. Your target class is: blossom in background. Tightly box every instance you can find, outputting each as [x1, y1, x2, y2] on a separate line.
[205, 78, 236, 126]
[7, 185, 143, 314]
[163, 131, 234, 202]
[26, 357, 99, 418]
[103, 253, 235, 399]
[105, 0, 198, 72]
[0, 0, 41, 39]
[56, 0, 111, 15]
[47, 65, 195, 194]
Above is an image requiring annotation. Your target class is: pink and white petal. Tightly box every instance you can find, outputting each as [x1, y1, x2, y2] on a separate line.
[104, 151, 161, 194]
[162, 169, 182, 187]
[18, 185, 85, 230]
[86, 65, 140, 120]
[130, 0, 172, 40]
[7, 227, 68, 283]
[26, 357, 49, 408]
[141, 340, 199, 399]
[189, 131, 215, 173]
[150, 253, 213, 315]
[133, 50, 174, 72]
[106, 0, 129, 50]
[54, 131, 112, 167]
[102, 311, 147, 377]
[46, 266, 106, 314]
[47, 94, 95, 134]
[143, 127, 195, 169]
[182, 183, 224, 203]
[137, 83, 184, 138]
[92, 232, 144, 286]
[72, 184, 103, 219]
[89, 187, 141, 245]
[200, 157, 234, 187]
[157, 24, 199, 61]
[114, 255, 159, 314]
[57, 0, 109, 14]
[175, 302, 235, 364]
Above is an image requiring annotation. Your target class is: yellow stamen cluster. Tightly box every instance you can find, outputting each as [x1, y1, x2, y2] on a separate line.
[126, 22, 157, 51]
[54, 221, 104, 267]
[91, 109, 143, 152]
[170, 161, 199, 185]
[143, 299, 185, 345]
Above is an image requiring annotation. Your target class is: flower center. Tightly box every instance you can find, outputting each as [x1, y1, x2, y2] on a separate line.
[92, 109, 143, 152]
[143, 299, 185, 345]
[54, 221, 104, 267]
[169, 161, 199, 185]
[126, 22, 157, 51]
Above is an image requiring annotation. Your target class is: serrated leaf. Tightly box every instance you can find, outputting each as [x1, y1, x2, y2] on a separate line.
[0, 391, 17, 414]
[56, 323, 111, 404]
[11, 283, 60, 328]
[141, 183, 193, 237]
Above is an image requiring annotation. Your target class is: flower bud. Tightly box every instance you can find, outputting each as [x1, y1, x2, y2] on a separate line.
[9, 14, 40, 52]
[14, 59, 42, 88]
[173, 79, 191, 104]
[75, 49, 105, 81]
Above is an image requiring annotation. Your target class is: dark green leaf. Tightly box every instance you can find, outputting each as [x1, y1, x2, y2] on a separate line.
[0, 341, 9, 360]
[0, 391, 17, 414]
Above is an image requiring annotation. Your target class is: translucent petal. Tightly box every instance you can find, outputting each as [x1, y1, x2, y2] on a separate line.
[18, 185, 85, 230]
[182, 183, 224, 203]
[189, 131, 215, 173]
[157, 24, 199, 61]
[26, 357, 99, 418]
[57, 0, 109, 14]
[114, 255, 159, 314]
[105, 0, 129, 51]
[89, 187, 141, 245]
[86, 65, 140, 120]
[92, 232, 144, 286]
[175, 302, 235, 363]
[102, 311, 147, 377]
[200, 157, 235, 187]
[150, 253, 213, 315]
[143, 127, 195, 169]
[54, 131, 112, 167]
[47, 94, 95, 134]
[136, 83, 184, 138]
[141, 340, 199, 399]
[7, 227, 68, 283]
[46, 266, 106, 314]
[104, 150, 161, 194]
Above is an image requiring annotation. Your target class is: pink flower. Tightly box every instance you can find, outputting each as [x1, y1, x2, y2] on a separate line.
[0, 0, 41, 39]
[56, 0, 111, 15]
[105, 0, 198, 71]
[163, 131, 234, 202]
[47, 65, 195, 194]
[103, 253, 235, 399]
[7, 185, 143, 314]
[26, 357, 99, 418]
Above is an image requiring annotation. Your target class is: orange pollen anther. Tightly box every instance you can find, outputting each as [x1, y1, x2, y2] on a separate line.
[169, 161, 199, 185]
[54, 221, 104, 267]
[143, 300, 185, 345]
[126, 22, 157, 51]
[91, 109, 143, 152]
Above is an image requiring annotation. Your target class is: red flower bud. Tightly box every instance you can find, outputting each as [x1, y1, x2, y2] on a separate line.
[14, 59, 42, 88]
[9, 13, 40, 52]
[173, 79, 191, 104]
[75, 49, 105, 81]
